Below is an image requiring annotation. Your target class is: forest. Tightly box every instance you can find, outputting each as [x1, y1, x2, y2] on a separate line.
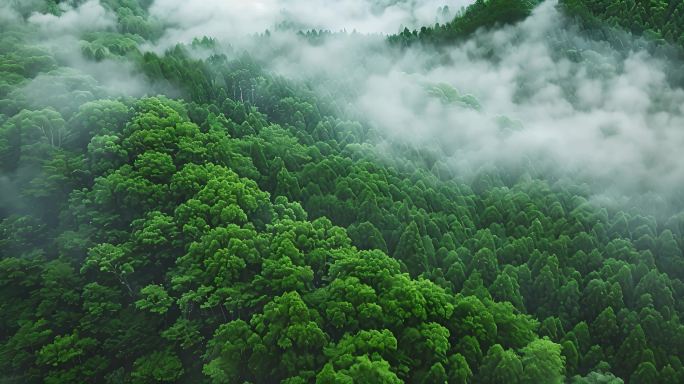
[1, 0, 683, 383]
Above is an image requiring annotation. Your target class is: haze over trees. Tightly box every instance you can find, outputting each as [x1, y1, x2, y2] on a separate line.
[1, 0, 684, 383]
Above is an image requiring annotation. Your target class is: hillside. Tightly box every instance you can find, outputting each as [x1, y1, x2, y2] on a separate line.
[1, 1, 683, 383]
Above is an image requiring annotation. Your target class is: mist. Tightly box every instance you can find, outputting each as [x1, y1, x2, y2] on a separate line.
[147, 0, 470, 50]
[6, 0, 684, 206]
[27, 0, 115, 33]
[354, 1, 684, 200]
[4, 0, 159, 110]
[0, 0, 157, 217]
[141, 0, 684, 206]
[5, 2, 684, 382]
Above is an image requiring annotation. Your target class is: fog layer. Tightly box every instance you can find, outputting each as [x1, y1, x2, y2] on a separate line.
[148, 0, 684, 201]
[8, 0, 684, 203]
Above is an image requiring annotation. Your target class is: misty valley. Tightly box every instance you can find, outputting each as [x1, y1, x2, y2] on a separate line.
[2, 0, 684, 383]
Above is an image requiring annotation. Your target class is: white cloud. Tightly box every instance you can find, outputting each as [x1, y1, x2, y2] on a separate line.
[148, 0, 472, 50]
[145, 0, 684, 200]
[338, 1, 684, 200]
[28, 0, 115, 34]
[15, 0, 684, 202]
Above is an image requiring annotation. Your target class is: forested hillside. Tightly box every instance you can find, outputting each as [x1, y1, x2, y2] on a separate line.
[559, 0, 684, 47]
[388, 0, 541, 46]
[1, 0, 684, 383]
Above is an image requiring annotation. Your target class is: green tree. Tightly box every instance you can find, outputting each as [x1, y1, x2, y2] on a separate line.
[131, 349, 184, 383]
[520, 338, 565, 384]
[394, 222, 427, 275]
[480, 344, 523, 384]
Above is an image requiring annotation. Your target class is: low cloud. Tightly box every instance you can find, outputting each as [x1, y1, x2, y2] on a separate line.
[12, 0, 684, 205]
[28, 0, 115, 34]
[188, 0, 684, 203]
[15, 1, 157, 102]
[354, 1, 684, 201]
[0, 4, 21, 24]
[147, 0, 470, 51]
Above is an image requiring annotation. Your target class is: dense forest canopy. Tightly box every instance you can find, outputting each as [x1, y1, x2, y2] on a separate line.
[1, 0, 683, 383]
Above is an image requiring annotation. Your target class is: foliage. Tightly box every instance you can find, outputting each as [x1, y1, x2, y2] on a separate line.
[1, 1, 683, 383]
